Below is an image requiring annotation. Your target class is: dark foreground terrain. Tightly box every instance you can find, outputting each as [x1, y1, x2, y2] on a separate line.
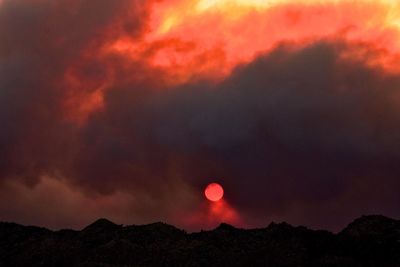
[1, 215, 400, 267]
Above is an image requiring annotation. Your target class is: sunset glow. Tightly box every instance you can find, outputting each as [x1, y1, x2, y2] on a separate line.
[102, 0, 400, 90]
[2, 0, 400, 231]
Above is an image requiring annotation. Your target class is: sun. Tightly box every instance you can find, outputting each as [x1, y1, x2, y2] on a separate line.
[205, 183, 224, 202]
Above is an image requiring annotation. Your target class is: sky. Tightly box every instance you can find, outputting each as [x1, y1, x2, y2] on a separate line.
[1, 0, 400, 231]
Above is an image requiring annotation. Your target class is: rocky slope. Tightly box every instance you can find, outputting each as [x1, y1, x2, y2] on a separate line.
[1, 215, 399, 267]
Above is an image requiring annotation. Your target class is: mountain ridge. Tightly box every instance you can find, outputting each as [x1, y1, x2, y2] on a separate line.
[1, 215, 399, 267]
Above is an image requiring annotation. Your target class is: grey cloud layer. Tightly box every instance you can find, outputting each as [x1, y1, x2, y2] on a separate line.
[1, 0, 400, 230]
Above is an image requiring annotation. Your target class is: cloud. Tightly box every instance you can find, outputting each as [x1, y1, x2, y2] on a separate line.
[0, 0, 150, 184]
[67, 41, 400, 230]
[1, 0, 400, 231]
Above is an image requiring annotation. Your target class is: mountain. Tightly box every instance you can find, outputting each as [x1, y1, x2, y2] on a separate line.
[0, 215, 400, 267]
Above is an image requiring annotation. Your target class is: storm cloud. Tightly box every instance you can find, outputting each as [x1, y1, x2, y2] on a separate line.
[1, 0, 400, 231]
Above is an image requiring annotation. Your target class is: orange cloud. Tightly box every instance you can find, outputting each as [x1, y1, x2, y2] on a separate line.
[105, 0, 400, 83]
[63, 0, 400, 124]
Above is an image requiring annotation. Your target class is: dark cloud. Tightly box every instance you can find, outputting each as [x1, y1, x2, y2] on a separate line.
[70, 41, 400, 230]
[0, 0, 149, 184]
[1, 0, 400, 231]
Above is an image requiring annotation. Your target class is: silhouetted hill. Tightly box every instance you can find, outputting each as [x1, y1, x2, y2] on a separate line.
[1, 215, 400, 267]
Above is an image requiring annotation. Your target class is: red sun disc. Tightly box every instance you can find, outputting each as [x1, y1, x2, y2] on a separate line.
[205, 183, 224, 202]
